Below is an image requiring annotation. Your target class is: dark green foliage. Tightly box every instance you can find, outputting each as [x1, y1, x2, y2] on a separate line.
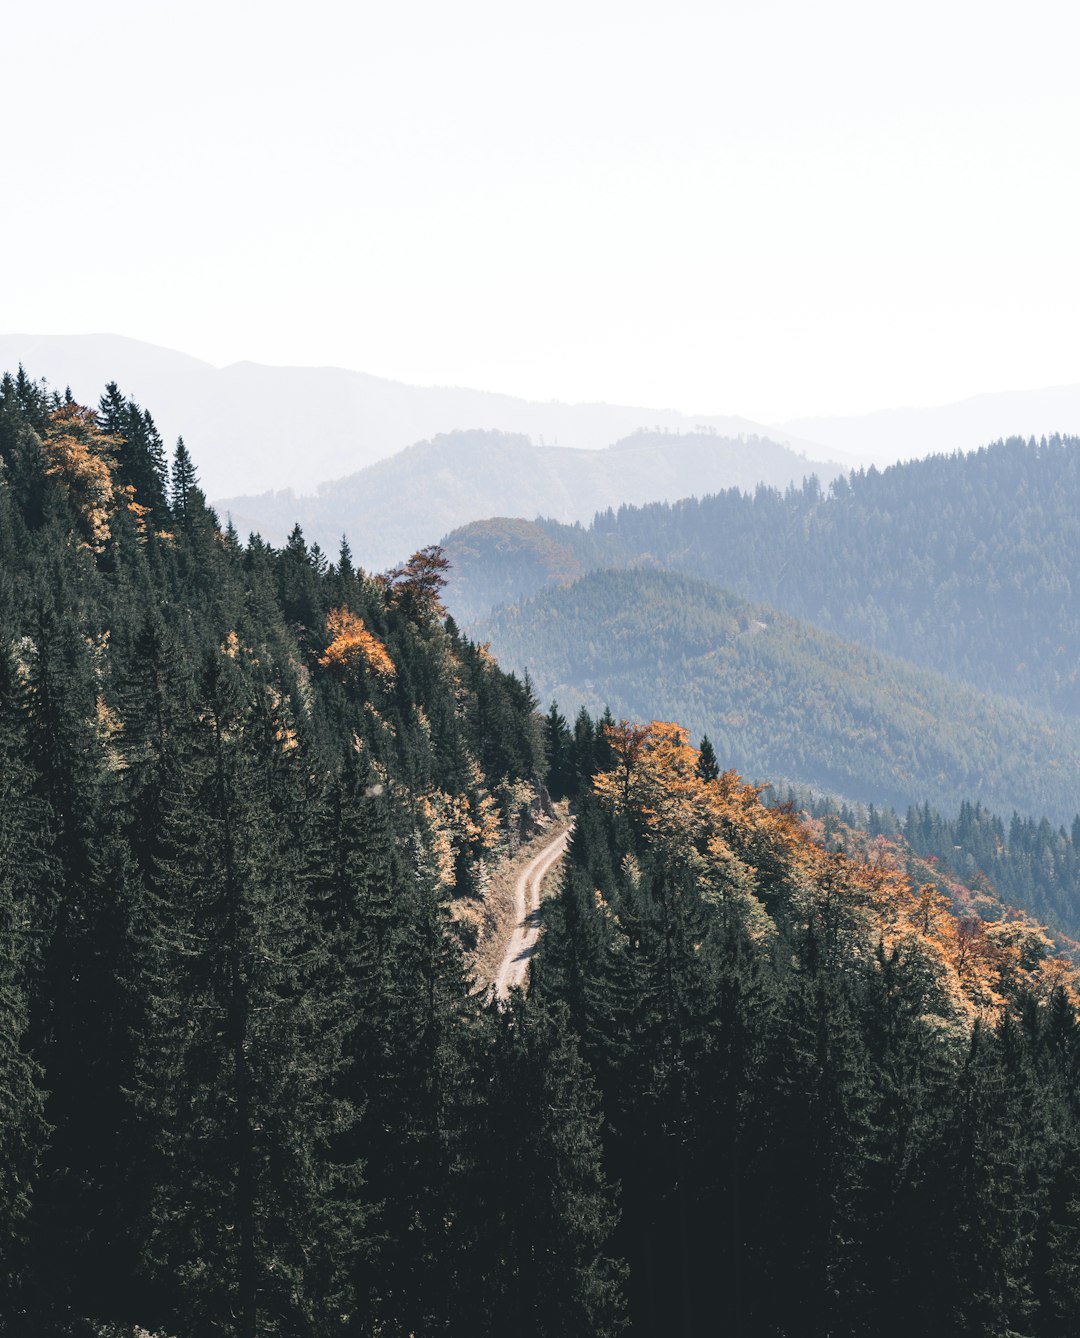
[696, 733, 719, 782]
[0, 375, 561, 1335]
[0, 644, 51, 1309]
[534, 722, 1080, 1337]
[457, 994, 626, 1336]
[7, 371, 1080, 1338]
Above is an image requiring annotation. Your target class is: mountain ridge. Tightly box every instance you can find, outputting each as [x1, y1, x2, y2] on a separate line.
[218, 427, 839, 570]
[442, 435, 1080, 715]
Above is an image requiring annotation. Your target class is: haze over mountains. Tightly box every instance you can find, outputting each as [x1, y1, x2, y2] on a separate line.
[445, 436, 1080, 715]
[0, 334, 815, 499]
[784, 383, 1080, 468]
[218, 429, 841, 569]
[483, 566, 1080, 824]
[445, 436, 1080, 824]
[6, 335, 1080, 540]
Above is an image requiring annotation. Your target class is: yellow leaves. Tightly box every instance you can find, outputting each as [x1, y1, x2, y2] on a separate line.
[416, 781, 505, 893]
[473, 791, 502, 852]
[43, 404, 122, 552]
[591, 715, 1080, 1033]
[594, 720, 707, 842]
[319, 608, 395, 682]
[909, 882, 955, 938]
[119, 482, 150, 537]
[417, 793, 458, 889]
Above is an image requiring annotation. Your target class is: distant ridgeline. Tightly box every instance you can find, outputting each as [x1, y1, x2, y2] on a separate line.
[5, 371, 1080, 1336]
[215, 426, 840, 571]
[445, 434, 1080, 714]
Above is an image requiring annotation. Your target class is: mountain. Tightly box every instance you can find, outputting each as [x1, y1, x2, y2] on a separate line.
[781, 382, 1080, 467]
[0, 333, 823, 500]
[218, 427, 840, 569]
[482, 566, 1080, 825]
[7, 367, 1080, 1336]
[444, 435, 1080, 716]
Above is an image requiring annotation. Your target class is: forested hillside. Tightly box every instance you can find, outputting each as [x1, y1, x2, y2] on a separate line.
[5, 369, 1080, 1337]
[483, 566, 1080, 824]
[0, 371, 624, 1335]
[535, 717, 1080, 1335]
[445, 435, 1080, 714]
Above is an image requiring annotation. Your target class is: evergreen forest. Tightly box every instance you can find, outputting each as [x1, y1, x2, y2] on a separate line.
[4, 372, 1080, 1337]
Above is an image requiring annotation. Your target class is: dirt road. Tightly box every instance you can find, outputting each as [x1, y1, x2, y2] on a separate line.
[493, 826, 571, 999]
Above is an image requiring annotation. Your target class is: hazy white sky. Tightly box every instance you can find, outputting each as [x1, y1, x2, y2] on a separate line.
[4, 0, 1079, 422]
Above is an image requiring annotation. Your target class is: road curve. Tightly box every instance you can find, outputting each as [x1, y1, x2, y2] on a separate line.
[493, 826, 572, 999]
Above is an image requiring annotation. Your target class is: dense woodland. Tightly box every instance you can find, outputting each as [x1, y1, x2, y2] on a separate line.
[482, 566, 1080, 825]
[0, 373, 617, 1335]
[444, 435, 1080, 714]
[5, 373, 1080, 1336]
[537, 714, 1080, 1337]
[776, 787, 1080, 948]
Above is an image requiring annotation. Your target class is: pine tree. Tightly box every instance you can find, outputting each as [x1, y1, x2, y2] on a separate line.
[456, 994, 626, 1336]
[544, 700, 574, 799]
[21, 594, 146, 1324]
[696, 733, 719, 782]
[169, 436, 198, 520]
[0, 642, 51, 1312]
[137, 647, 362, 1336]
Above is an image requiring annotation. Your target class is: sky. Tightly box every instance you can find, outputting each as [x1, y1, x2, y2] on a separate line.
[4, 0, 1079, 423]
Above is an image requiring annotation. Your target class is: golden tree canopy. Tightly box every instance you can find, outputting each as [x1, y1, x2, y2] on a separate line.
[319, 608, 395, 681]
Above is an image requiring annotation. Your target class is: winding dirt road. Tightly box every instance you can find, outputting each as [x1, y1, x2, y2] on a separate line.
[493, 826, 571, 999]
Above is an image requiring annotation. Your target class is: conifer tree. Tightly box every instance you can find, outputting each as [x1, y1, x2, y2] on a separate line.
[544, 700, 574, 799]
[0, 642, 50, 1311]
[456, 993, 626, 1336]
[137, 648, 362, 1336]
[169, 436, 197, 519]
[696, 733, 719, 782]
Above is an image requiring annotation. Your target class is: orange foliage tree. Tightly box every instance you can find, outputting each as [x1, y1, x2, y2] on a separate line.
[591, 717, 1080, 1032]
[318, 608, 395, 681]
[389, 545, 450, 622]
[42, 404, 123, 550]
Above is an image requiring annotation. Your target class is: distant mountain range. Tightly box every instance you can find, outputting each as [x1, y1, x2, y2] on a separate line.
[6, 333, 1080, 519]
[0, 334, 819, 499]
[443, 436, 1080, 717]
[217, 428, 841, 569]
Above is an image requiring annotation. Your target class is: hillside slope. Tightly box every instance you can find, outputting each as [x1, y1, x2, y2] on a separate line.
[446, 435, 1080, 714]
[6, 368, 1080, 1336]
[484, 567, 1080, 823]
